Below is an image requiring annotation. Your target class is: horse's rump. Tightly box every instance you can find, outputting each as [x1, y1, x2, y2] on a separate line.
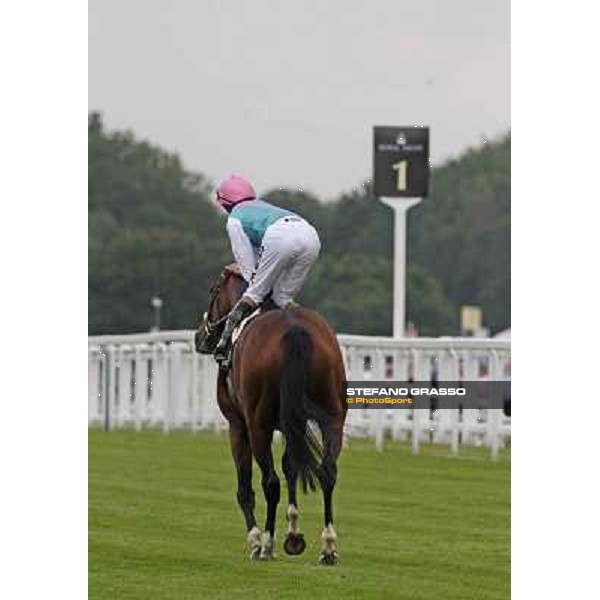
[233, 308, 346, 492]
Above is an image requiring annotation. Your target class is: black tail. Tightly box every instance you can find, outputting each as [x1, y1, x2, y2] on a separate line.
[280, 326, 328, 493]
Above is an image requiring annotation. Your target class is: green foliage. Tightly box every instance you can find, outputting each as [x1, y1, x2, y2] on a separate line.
[89, 113, 232, 333]
[407, 264, 457, 336]
[89, 113, 510, 335]
[88, 112, 220, 234]
[89, 228, 230, 333]
[299, 255, 393, 336]
[409, 135, 511, 332]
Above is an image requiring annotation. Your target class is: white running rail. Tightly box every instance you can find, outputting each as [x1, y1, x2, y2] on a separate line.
[88, 331, 511, 458]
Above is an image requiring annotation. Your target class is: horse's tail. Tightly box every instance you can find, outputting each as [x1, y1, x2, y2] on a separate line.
[280, 325, 327, 493]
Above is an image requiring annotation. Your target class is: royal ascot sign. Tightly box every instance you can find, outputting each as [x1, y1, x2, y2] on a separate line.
[373, 126, 430, 198]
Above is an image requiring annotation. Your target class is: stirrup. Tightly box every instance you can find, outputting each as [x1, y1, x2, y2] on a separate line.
[214, 300, 255, 368]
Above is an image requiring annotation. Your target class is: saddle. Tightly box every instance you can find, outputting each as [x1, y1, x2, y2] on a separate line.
[232, 296, 279, 342]
[222, 296, 280, 370]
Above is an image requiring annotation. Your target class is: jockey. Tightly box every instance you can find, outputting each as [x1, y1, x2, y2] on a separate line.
[213, 175, 321, 364]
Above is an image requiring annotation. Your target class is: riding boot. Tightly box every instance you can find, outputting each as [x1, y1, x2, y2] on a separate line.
[214, 299, 255, 366]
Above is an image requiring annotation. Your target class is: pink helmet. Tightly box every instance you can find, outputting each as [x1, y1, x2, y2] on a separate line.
[216, 175, 256, 209]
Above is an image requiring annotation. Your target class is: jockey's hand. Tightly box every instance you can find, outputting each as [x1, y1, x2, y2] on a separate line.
[239, 296, 257, 310]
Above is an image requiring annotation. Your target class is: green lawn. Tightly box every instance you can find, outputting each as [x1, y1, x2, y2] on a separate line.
[89, 430, 510, 600]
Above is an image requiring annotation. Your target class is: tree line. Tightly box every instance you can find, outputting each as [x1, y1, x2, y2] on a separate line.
[89, 113, 510, 337]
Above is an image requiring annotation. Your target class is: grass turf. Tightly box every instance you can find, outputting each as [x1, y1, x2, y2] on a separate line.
[89, 429, 510, 600]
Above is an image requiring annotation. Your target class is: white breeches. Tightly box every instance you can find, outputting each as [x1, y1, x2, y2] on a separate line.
[245, 217, 321, 307]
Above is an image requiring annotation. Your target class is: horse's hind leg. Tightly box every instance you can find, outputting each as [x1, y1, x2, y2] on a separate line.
[253, 431, 280, 560]
[229, 423, 260, 560]
[318, 455, 339, 565]
[282, 448, 306, 556]
[318, 422, 343, 566]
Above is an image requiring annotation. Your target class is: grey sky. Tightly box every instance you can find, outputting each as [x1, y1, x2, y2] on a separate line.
[89, 0, 510, 199]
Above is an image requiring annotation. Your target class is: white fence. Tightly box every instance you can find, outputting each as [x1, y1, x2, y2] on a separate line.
[88, 331, 511, 458]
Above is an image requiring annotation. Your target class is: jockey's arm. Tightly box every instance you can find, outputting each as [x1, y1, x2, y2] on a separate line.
[226, 217, 256, 283]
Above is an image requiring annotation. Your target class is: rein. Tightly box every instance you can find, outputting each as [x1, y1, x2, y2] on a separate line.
[202, 311, 228, 335]
[202, 273, 229, 333]
[197, 267, 249, 354]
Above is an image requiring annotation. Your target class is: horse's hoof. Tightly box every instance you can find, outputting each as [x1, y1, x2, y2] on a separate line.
[247, 526, 262, 561]
[283, 532, 306, 556]
[258, 532, 276, 560]
[258, 547, 276, 561]
[319, 550, 339, 566]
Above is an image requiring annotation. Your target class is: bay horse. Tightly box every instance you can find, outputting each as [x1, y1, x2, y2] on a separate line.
[194, 264, 347, 564]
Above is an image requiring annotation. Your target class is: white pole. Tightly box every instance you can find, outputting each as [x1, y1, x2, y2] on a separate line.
[379, 198, 422, 338]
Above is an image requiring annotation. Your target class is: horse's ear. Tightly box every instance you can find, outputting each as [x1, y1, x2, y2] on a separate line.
[224, 263, 241, 277]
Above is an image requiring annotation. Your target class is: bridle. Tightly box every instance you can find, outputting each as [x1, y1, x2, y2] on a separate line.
[200, 272, 230, 339]
[197, 267, 249, 354]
